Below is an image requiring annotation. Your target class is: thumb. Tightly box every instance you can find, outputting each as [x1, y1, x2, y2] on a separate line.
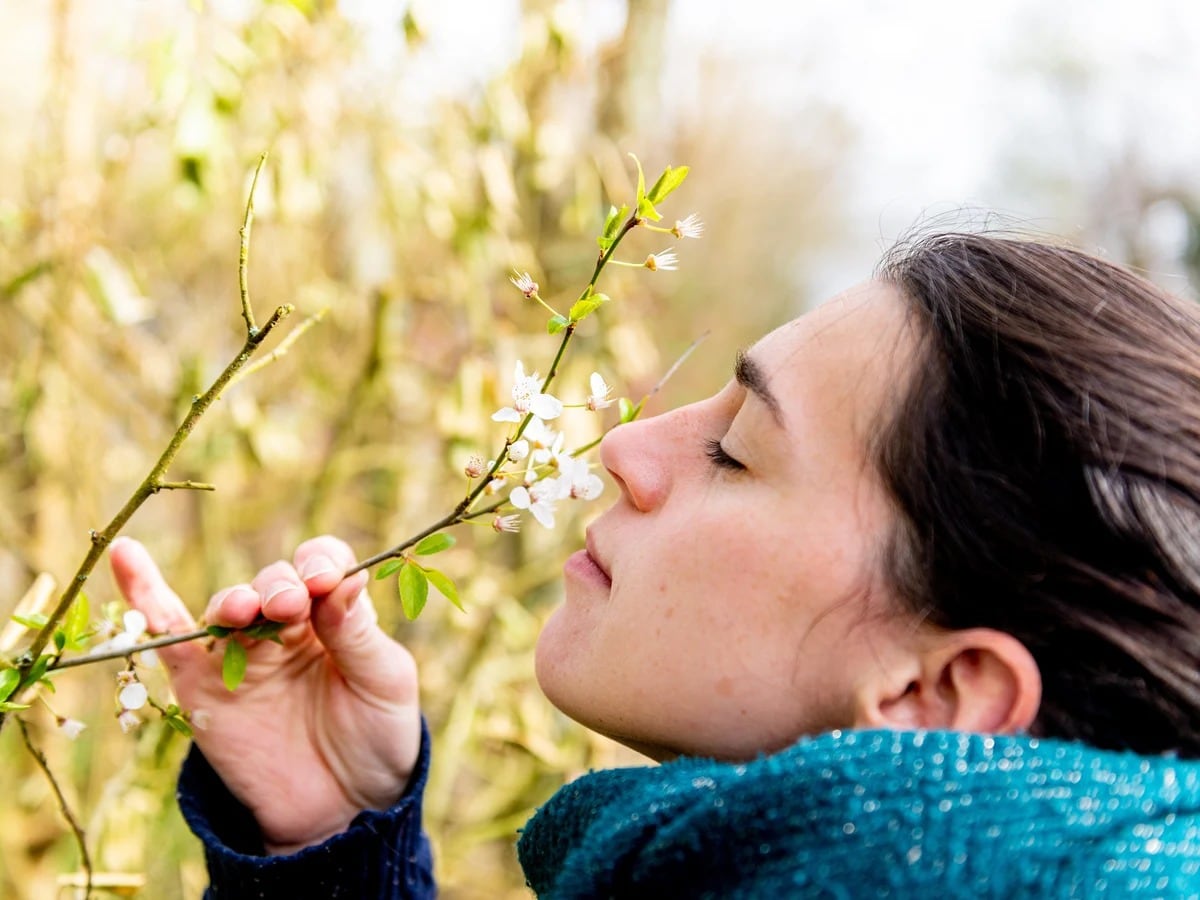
[311, 576, 418, 704]
[108, 537, 204, 670]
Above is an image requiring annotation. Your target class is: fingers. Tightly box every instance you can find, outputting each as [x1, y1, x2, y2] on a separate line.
[108, 537, 204, 668]
[312, 585, 417, 701]
[294, 535, 359, 598]
[204, 536, 360, 630]
[296, 538, 417, 700]
[199, 535, 415, 700]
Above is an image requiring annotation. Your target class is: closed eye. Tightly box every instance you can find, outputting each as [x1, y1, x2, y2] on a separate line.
[704, 438, 746, 472]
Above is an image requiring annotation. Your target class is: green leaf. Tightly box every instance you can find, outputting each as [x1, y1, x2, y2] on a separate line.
[597, 203, 630, 251]
[602, 204, 627, 240]
[0, 701, 30, 712]
[53, 630, 66, 652]
[0, 668, 19, 702]
[64, 593, 90, 648]
[206, 624, 232, 638]
[636, 195, 661, 223]
[618, 397, 644, 424]
[414, 533, 456, 556]
[166, 715, 194, 738]
[398, 563, 429, 620]
[630, 152, 647, 206]
[222, 640, 248, 691]
[646, 165, 689, 204]
[19, 655, 51, 691]
[10, 613, 48, 630]
[547, 314, 569, 335]
[375, 558, 405, 579]
[569, 292, 610, 324]
[423, 567, 463, 611]
[241, 621, 285, 643]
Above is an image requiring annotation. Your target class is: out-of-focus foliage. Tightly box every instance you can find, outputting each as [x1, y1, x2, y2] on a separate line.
[0, 1, 846, 897]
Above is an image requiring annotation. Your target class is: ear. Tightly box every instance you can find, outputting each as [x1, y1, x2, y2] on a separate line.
[854, 629, 1042, 733]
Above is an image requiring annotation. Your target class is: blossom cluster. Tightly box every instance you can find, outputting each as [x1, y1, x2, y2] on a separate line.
[479, 361, 610, 529]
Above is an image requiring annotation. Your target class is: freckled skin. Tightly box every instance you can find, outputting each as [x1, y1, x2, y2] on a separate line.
[536, 282, 927, 762]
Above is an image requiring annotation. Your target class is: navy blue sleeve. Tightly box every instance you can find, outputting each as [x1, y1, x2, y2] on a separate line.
[178, 720, 436, 899]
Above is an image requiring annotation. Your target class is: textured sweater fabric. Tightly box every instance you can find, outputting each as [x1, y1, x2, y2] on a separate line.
[183, 726, 1200, 898]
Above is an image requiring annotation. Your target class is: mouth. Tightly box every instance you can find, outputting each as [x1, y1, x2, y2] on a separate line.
[561, 529, 613, 591]
[585, 530, 612, 581]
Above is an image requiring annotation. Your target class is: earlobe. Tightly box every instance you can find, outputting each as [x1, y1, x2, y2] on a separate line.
[854, 629, 1042, 734]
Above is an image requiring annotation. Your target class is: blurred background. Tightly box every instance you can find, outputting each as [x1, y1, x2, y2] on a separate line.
[1, 0, 1198, 896]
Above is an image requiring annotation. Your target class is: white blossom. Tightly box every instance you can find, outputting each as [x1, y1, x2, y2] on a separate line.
[560, 457, 605, 501]
[644, 248, 679, 272]
[95, 609, 148, 654]
[510, 479, 563, 529]
[671, 214, 704, 239]
[508, 439, 529, 463]
[463, 454, 486, 479]
[586, 372, 613, 411]
[509, 270, 539, 299]
[492, 361, 563, 423]
[57, 717, 86, 740]
[532, 431, 568, 468]
[523, 417, 557, 450]
[492, 514, 521, 533]
[118, 681, 148, 711]
[117, 710, 141, 733]
[485, 478, 506, 495]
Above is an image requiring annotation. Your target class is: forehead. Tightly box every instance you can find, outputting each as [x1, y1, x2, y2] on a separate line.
[749, 281, 913, 438]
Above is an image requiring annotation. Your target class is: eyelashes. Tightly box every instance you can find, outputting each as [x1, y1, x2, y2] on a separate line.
[704, 437, 747, 472]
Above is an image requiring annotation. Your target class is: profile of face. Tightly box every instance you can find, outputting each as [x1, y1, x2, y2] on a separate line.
[535, 281, 1041, 761]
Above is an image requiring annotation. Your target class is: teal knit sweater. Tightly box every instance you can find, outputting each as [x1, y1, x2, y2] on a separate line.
[517, 729, 1200, 898]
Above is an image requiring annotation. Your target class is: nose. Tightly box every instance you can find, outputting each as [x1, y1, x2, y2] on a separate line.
[599, 414, 671, 512]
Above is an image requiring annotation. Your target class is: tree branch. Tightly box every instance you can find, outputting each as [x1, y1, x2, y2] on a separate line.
[18, 717, 92, 899]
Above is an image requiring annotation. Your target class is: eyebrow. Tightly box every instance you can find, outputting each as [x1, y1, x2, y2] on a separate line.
[735, 349, 785, 430]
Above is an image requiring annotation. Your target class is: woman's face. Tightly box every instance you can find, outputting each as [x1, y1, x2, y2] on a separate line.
[535, 280, 923, 761]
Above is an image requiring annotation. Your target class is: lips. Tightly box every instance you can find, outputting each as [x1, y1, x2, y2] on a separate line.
[585, 529, 612, 581]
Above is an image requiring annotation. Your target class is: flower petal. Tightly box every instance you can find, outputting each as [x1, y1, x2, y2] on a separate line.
[492, 407, 522, 423]
[531, 393, 563, 420]
[509, 486, 531, 510]
[119, 682, 149, 711]
[578, 474, 604, 500]
[530, 503, 556, 529]
[123, 609, 148, 637]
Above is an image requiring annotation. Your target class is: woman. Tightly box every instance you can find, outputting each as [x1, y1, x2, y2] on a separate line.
[109, 233, 1200, 898]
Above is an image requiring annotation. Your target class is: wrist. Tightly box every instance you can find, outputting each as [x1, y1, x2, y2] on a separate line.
[264, 818, 354, 856]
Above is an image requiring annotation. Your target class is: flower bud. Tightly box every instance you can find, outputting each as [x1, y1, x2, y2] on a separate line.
[464, 454, 486, 479]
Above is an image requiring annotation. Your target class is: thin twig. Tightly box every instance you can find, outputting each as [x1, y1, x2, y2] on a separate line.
[18, 717, 93, 899]
[239, 152, 268, 335]
[154, 481, 216, 492]
[347, 217, 643, 578]
[0, 156, 284, 734]
[231, 307, 327, 387]
[48, 627, 210, 671]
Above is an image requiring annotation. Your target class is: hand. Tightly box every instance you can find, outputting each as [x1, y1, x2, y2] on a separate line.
[108, 535, 421, 854]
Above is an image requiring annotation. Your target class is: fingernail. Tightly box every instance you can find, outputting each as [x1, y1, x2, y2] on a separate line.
[299, 556, 336, 581]
[262, 581, 298, 614]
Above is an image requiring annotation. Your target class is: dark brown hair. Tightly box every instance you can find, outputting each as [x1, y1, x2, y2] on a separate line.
[877, 232, 1200, 756]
